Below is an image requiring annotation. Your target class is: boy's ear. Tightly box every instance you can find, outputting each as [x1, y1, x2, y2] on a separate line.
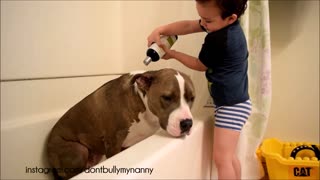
[227, 14, 238, 25]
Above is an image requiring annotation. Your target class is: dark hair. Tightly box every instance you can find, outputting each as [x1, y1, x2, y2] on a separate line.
[196, 0, 248, 19]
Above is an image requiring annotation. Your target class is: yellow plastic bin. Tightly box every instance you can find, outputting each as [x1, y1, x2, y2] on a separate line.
[260, 138, 319, 179]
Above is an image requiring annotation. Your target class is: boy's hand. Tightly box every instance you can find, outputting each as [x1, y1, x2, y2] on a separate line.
[147, 28, 163, 47]
[159, 44, 175, 60]
[147, 26, 175, 60]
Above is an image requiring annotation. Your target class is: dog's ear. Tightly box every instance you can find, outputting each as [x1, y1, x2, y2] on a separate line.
[131, 72, 154, 93]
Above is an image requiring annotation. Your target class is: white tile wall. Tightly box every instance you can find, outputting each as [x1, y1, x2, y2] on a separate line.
[1, 1, 205, 80]
[1, 1, 212, 179]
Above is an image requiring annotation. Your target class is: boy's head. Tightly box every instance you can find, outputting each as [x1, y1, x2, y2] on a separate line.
[196, 0, 247, 19]
[195, 0, 247, 32]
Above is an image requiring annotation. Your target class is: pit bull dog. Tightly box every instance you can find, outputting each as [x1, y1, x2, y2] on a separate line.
[46, 68, 195, 179]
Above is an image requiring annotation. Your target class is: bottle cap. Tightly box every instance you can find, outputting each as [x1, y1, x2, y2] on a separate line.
[143, 56, 152, 66]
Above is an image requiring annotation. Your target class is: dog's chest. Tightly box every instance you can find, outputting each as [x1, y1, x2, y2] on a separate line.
[122, 110, 159, 148]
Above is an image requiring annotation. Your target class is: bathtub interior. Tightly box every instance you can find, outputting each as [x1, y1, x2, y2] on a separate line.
[74, 117, 213, 179]
[1, 73, 213, 179]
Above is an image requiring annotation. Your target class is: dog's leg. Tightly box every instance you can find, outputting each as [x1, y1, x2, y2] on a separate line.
[103, 129, 128, 158]
[47, 137, 89, 180]
[78, 133, 105, 168]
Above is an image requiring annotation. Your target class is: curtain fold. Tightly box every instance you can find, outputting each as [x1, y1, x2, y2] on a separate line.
[238, 0, 272, 179]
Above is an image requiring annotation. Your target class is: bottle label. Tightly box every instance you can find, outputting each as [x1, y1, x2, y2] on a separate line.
[167, 36, 175, 46]
[150, 35, 177, 58]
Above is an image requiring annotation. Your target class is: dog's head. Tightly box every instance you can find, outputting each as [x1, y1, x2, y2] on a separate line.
[132, 68, 195, 137]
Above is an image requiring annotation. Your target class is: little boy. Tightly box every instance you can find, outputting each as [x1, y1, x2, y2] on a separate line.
[147, 0, 251, 179]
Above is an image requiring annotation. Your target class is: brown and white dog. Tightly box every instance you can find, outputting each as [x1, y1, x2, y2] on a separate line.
[46, 68, 195, 179]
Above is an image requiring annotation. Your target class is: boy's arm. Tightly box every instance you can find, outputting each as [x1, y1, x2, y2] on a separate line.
[164, 48, 207, 72]
[148, 20, 203, 46]
[148, 20, 207, 72]
[158, 20, 204, 35]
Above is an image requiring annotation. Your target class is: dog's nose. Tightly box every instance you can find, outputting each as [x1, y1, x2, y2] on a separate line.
[180, 119, 193, 133]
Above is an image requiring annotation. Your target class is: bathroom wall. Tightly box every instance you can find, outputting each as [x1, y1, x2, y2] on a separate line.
[265, 0, 319, 142]
[1, 1, 210, 126]
[1, 1, 206, 79]
[1, 1, 212, 178]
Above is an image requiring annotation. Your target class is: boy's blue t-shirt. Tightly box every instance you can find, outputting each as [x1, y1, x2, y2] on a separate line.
[198, 20, 249, 106]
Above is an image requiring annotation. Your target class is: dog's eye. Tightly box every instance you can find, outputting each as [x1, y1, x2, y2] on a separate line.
[185, 94, 195, 102]
[161, 95, 173, 102]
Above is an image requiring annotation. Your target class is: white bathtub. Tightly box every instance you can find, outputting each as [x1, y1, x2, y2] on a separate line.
[1, 115, 212, 180]
[74, 117, 213, 179]
[74, 120, 212, 179]
[1, 74, 214, 179]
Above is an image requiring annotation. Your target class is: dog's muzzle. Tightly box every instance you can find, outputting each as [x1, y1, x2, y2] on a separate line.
[180, 119, 193, 134]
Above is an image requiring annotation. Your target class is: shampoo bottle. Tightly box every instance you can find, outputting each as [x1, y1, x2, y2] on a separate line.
[143, 35, 178, 65]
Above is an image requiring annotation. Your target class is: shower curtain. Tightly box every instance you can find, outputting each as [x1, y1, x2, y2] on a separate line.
[237, 1, 272, 179]
[211, 1, 273, 179]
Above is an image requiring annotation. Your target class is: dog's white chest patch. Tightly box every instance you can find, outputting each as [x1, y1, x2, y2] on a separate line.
[122, 112, 159, 148]
[122, 83, 160, 148]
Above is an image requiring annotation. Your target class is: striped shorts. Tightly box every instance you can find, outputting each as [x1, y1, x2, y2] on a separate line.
[214, 100, 252, 132]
